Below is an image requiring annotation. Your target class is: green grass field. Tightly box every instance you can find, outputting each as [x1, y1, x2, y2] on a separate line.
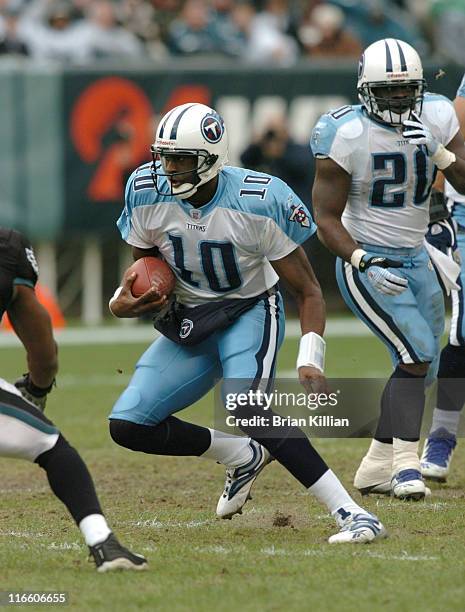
[1, 331, 464, 612]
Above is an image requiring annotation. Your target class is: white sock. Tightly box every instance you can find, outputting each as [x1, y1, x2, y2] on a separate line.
[202, 429, 253, 467]
[392, 439, 420, 474]
[364, 439, 393, 462]
[309, 470, 365, 522]
[430, 408, 461, 437]
[79, 514, 112, 547]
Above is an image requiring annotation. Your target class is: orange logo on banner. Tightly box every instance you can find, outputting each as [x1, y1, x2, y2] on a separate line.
[70, 79, 212, 202]
[161, 85, 211, 114]
[70, 77, 154, 201]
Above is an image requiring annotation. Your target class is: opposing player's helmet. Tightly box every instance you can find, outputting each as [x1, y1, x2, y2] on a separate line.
[151, 103, 228, 199]
[357, 38, 426, 126]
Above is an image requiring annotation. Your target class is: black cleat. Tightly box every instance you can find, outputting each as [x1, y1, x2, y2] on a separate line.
[89, 533, 148, 573]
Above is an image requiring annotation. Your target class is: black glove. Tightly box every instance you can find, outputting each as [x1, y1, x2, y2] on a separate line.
[14, 373, 54, 412]
[358, 255, 404, 273]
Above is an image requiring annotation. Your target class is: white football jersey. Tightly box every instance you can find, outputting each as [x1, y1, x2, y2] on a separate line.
[311, 94, 459, 247]
[117, 165, 315, 306]
[444, 74, 465, 228]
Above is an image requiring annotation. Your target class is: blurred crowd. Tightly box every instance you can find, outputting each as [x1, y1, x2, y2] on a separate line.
[0, 0, 464, 66]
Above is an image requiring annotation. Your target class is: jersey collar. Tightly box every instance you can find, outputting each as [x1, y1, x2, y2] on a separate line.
[174, 170, 226, 219]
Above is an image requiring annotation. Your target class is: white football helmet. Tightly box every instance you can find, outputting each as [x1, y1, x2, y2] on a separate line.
[357, 38, 425, 126]
[151, 102, 228, 199]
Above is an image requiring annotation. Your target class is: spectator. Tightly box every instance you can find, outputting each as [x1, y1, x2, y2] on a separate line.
[167, 0, 217, 56]
[240, 115, 314, 205]
[333, 0, 426, 52]
[298, 4, 362, 59]
[0, 5, 29, 56]
[246, 0, 299, 66]
[430, 0, 465, 66]
[118, 0, 169, 61]
[72, 0, 145, 63]
[19, 1, 81, 63]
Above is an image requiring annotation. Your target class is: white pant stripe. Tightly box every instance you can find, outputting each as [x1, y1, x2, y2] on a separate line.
[343, 262, 416, 364]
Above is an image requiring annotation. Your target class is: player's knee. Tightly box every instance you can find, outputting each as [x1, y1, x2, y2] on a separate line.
[110, 419, 140, 450]
[399, 362, 430, 377]
[110, 385, 159, 423]
[35, 434, 69, 468]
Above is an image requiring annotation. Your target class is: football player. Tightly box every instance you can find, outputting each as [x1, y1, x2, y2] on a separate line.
[421, 74, 465, 482]
[0, 227, 147, 571]
[108, 102, 386, 544]
[311, 38, 465, 500]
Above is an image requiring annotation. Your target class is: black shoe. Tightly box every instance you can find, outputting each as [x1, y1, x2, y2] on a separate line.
[89, 533, 148, 573]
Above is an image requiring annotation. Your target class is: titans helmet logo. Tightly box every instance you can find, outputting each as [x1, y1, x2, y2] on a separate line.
[200, 112, 224, 144]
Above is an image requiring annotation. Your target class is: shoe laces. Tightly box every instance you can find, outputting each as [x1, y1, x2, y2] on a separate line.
[223, 469, 234, 497]
[426, 436, 456, 463]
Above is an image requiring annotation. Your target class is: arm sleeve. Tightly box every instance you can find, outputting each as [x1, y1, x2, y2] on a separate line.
[116, 172, 155, 249]
[13, 232, 38, 289]
[260, 183, 316, 261]
[456, 74, 465, 98]
[431, 96, 461, 146]
[310, 113, 353, 173]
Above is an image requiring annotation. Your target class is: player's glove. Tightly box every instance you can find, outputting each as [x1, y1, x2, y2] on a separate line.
[402, 112, 439, 155]
[426, 218, 461, 264]
[14, 373, 55, 412]
[359, 255, 408, 296]
[402, 112, 456, 170]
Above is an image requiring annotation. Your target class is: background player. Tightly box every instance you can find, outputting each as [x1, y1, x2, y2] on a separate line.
[421, 74, 465, 482]
[0, 227, 147, 572]
[108, 102, 386, 544]
[311, 38, 465, 500]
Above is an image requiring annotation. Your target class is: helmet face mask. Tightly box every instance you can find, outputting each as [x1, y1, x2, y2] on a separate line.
[151, 103, 228, 199]
[357, 38, 426, 127]
[359, 80, 425, 126]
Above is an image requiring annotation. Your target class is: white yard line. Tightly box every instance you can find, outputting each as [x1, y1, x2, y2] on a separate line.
[0, 318, 375, 348]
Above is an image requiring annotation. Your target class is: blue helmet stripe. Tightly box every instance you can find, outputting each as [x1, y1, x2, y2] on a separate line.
[385, 40, 393, 72]
[158, 107, 177, 139]
[396, 40, 407, 72]
[169, 104, 196, 139]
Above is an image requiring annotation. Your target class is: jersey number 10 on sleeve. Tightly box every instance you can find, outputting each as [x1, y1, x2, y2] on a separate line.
[370, 149, 436, 208]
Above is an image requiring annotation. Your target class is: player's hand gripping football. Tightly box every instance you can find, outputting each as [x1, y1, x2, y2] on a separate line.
[110, 271, 169, 318]
[359, 255, 408, 296]
[298, 365, 330, 395]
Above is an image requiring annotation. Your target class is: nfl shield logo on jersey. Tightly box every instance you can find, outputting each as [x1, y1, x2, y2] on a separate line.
[289, 204, 310, 228]
[190, 209, 202, 220]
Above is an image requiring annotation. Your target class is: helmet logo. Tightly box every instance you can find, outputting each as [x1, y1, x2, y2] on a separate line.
[201, 112, 224, 144]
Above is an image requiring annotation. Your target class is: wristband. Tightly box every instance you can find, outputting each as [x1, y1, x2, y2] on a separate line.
[350, 248, 367, 270]
[431, 144, 456, 170]
[296, 332, 326, 372]
[109, 286, 123, 316]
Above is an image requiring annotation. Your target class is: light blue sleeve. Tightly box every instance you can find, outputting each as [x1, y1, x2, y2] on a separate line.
[261, 180, 316, 260]
[116, 169, 138, 241]
[457, 74, 465, 98]
[310, 113, 339, 158]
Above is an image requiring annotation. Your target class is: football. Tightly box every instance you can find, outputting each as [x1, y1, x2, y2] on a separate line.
[126, 256, 176, 298]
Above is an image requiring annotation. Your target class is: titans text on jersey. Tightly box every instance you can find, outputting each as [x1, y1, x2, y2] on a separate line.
[311, 94, 459, 248]
[117, 165, 315, 306]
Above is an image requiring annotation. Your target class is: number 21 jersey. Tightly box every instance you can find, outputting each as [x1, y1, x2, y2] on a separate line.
[311, 94, 459, 248]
